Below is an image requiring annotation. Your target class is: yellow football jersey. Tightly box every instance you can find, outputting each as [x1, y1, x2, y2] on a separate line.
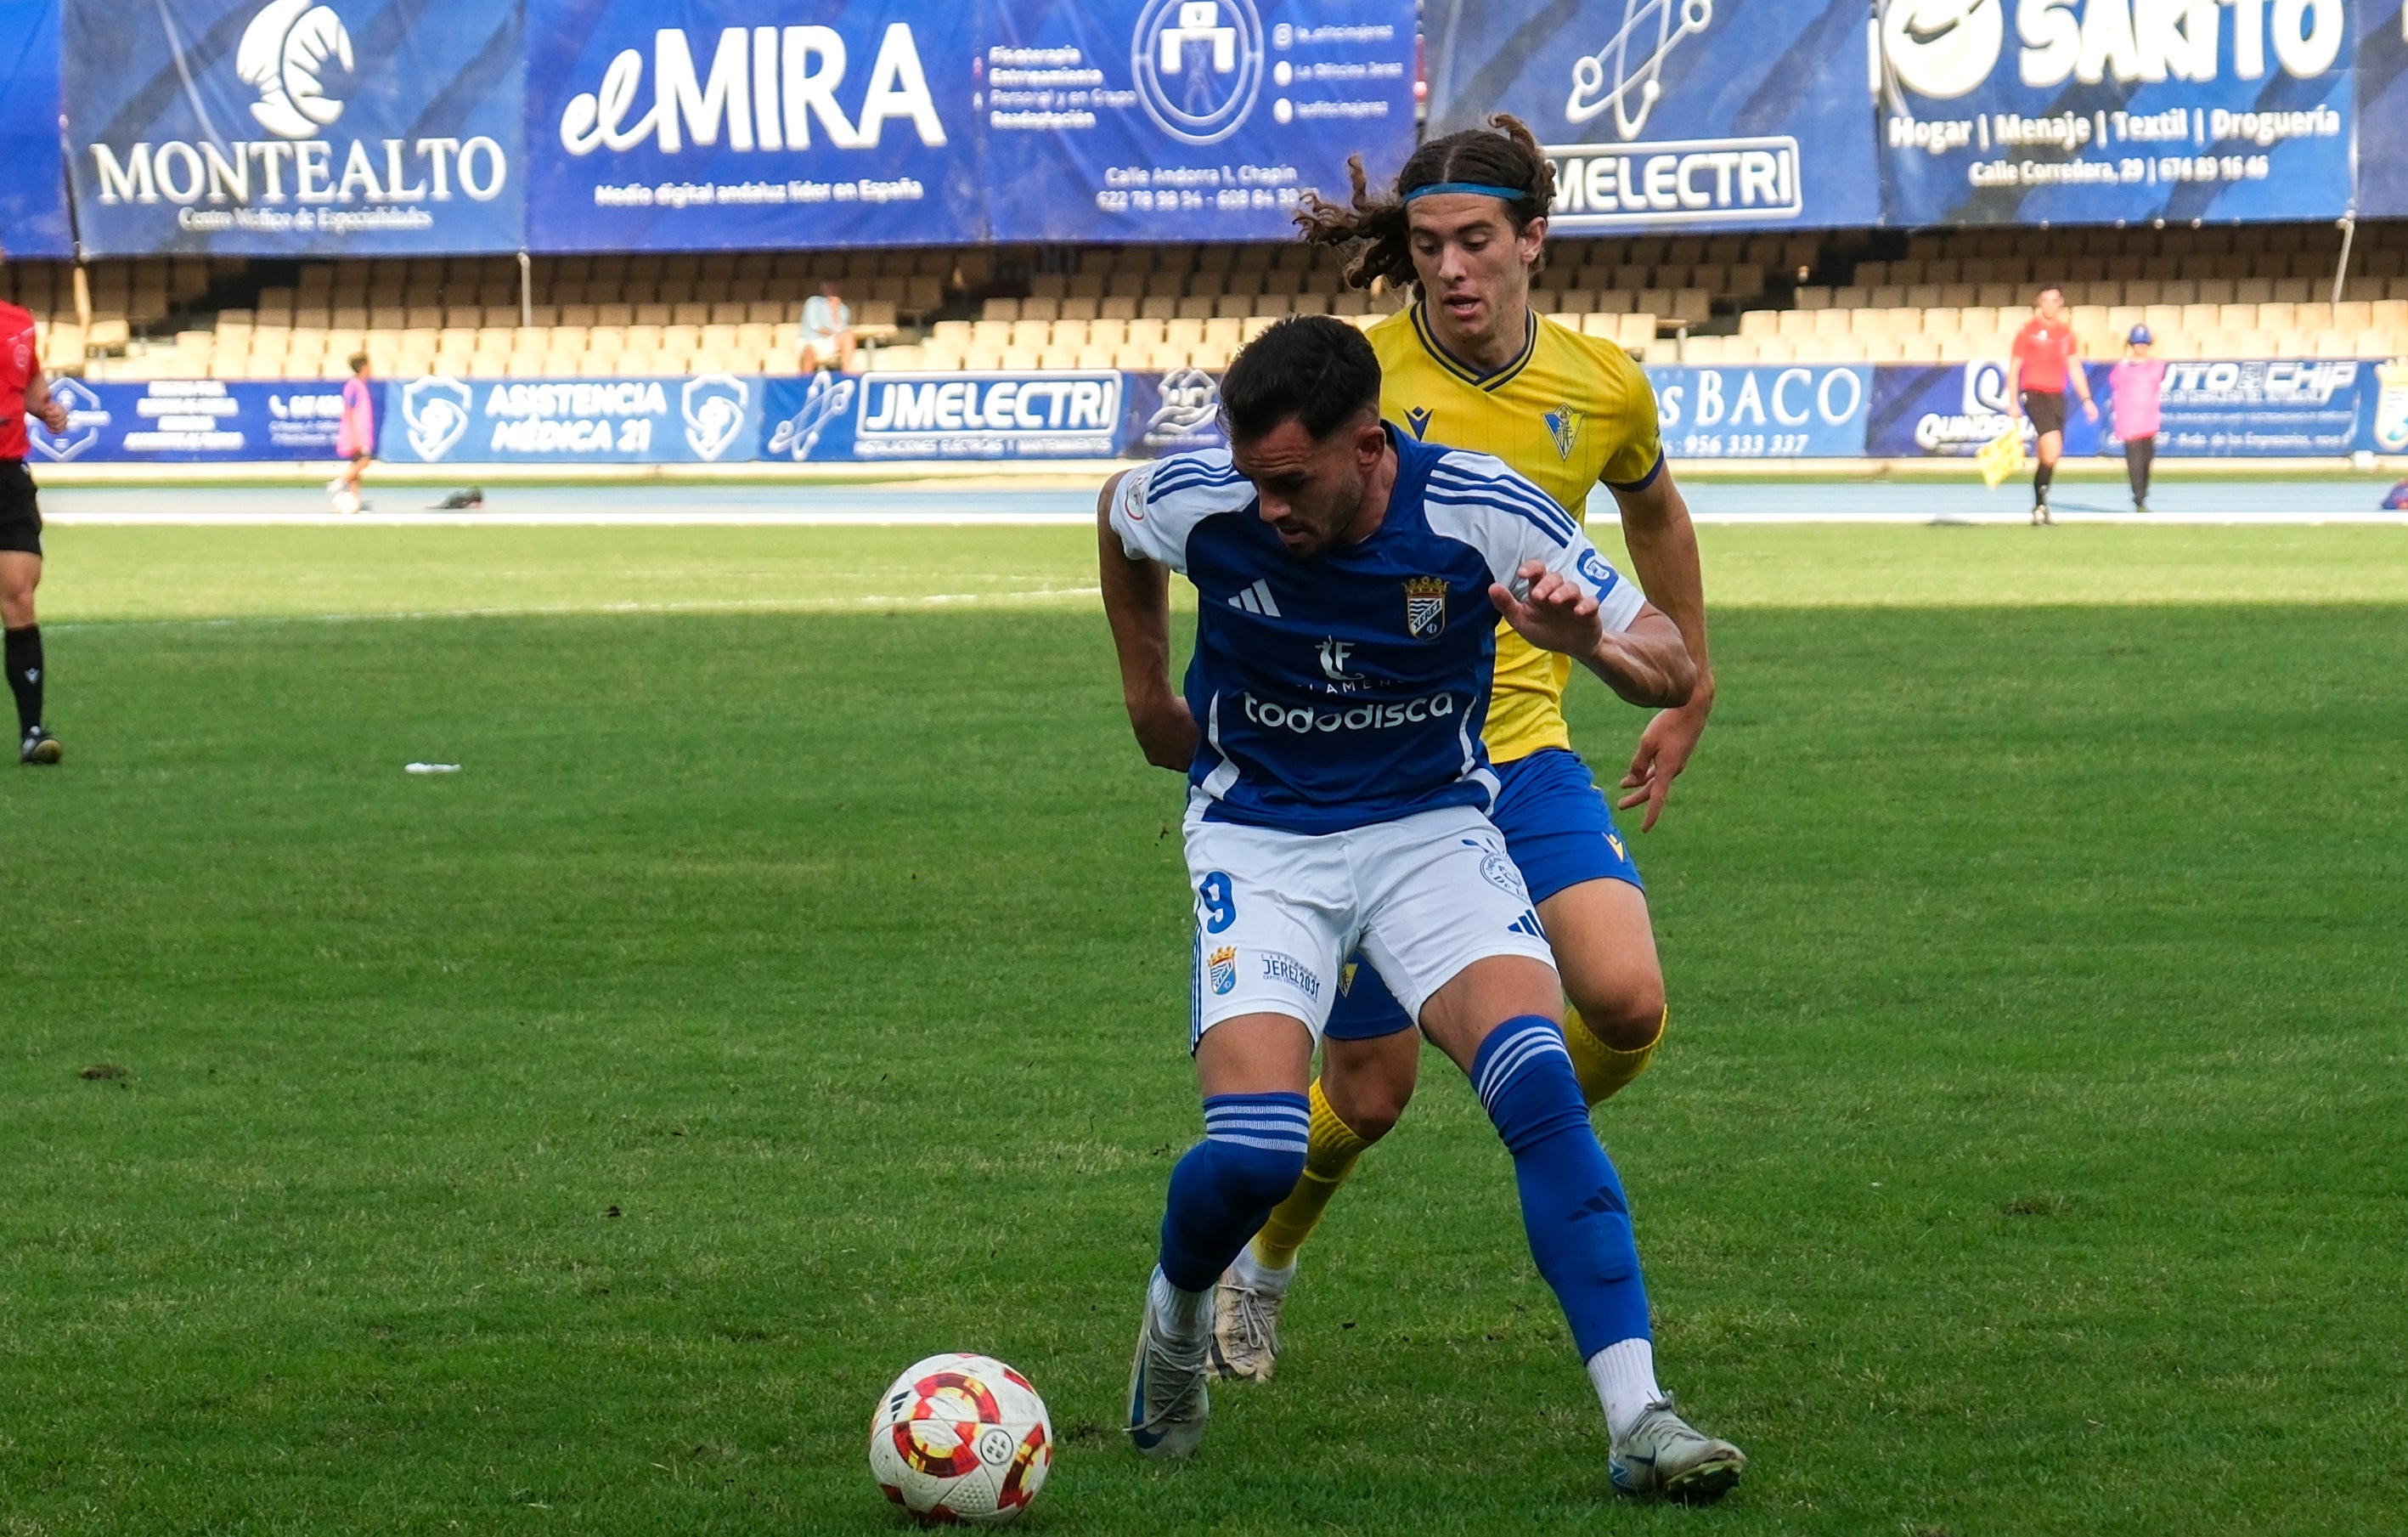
[1368, 300, 1665, 763]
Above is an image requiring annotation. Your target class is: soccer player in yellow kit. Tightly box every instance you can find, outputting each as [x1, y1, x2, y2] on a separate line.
[1208, 116, 1742, 1501]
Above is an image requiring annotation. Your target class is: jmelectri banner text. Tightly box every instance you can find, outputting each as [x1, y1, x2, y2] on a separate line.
[977, 0, 1416, 244]
[0, 0, 70, 257]
[63, 0, 524, 255]
[1423, 0, 1881, 232]
[2356, 0, 2408, 217]
[1875, 0, 2355, 225]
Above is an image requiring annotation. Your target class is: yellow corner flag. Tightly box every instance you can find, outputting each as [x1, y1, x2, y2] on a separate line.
[1976, 421, 2027, 489]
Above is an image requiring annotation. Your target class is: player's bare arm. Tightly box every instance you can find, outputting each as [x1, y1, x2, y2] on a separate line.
[1607, 466, 1712, 830]
[1097, 472, 1198, 771]
[2070, 346, 2100, 420]
[2004, 354, 2024, 420]
[25, 371, 68, 436]
[1490, 562, 1693, 709]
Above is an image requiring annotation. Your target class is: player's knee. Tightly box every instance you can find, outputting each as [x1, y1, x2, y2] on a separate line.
[1330, 1074, 1410, 1143]
[1566, 977, 1665, 1052]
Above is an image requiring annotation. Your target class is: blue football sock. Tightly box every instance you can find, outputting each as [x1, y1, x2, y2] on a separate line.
[1472, 1015, 1650, 1359]
[1156, 1092, 1310, 1293]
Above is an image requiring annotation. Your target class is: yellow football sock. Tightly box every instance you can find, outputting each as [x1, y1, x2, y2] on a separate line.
[1249, 1079, 1370, 1270]
[1565, 1005, 1665, 1106]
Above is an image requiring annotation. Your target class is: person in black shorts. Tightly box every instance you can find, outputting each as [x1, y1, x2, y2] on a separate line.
[3, 295, 72, 764]
[2005, 285, 2098, 524]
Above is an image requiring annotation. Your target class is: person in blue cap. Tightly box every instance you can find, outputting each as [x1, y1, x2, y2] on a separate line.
[2108, 325, 2166, 511]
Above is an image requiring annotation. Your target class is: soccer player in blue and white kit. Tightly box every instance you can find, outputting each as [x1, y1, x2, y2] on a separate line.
[1098, 315, 1742, 1497]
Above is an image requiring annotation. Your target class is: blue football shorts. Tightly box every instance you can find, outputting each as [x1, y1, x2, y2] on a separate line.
[1323, 747, 1642, 1042]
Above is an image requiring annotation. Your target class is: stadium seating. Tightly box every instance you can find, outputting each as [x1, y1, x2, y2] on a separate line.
[4, 222, 2404, 382]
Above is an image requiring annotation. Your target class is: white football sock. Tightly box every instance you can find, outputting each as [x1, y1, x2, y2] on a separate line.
[1149, 1267, 1212, 1345]
[1232, 1243, 1296, 1296]
[1586, 1337, 1665, 1442]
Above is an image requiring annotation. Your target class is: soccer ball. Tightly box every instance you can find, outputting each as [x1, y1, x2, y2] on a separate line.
[868, 1353, 1052, 1525]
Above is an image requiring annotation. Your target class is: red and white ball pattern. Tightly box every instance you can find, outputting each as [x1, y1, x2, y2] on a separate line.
[869, 1353, 1052, 1526]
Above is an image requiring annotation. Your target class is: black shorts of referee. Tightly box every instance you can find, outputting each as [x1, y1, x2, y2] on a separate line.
[2021, 389, 2068, 438]
[0, 460, 41, 557]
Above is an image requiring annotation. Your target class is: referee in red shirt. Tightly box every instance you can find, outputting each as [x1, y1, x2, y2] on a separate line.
[2, 294, 71, 764]
[2005, 285, 2099, 525]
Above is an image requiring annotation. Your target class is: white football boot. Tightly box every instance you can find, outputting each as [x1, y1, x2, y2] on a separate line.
[1609, 1396, 1746, 1503]
[1208, 1261, 1288, 1382]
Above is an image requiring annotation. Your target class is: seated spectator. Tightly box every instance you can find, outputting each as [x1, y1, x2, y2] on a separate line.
[799, 282, 856, 375]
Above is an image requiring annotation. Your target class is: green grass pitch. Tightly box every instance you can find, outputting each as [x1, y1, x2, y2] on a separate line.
[4, 522, 2405, 1535]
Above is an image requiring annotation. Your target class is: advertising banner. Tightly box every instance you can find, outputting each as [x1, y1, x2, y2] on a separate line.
[1424, 0, 1880, 232]
[29, 362, 2398, 464]
[26, 377, 351, 461]
[2134, 357, 2371, 455]
[63, 0, 524, 256]
[0, 0, 71, 257]
[979, 0, 1416, 242]
[376, 374, 766, 465]
[1875, 0, 2355, 225]
[1869, 357, 2378, 457]
[525, 0, 987, 252]
[755, 364, 1231, 461]
[758, 367, 1127, 460]
[2356, 0, 2408, 216]
[1869, 359, 2100, 457]
[1650, 362, 1873, 457]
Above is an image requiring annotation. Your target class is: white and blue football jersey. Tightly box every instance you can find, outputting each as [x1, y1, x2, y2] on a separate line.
[1109, 426, 1645, 835]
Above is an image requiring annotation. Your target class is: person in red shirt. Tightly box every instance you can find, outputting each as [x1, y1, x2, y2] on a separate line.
[1, 296, 72, 764]
[2005, 284, 2098, 524]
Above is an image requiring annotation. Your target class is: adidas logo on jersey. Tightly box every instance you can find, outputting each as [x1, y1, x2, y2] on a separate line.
[1227, 579, 1281, 617]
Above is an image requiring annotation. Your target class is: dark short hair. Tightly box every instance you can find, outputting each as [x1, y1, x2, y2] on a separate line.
[2034, 284, 2064, 299]
[347, 352, 369, 371]
[1219, 315, 1380, 442]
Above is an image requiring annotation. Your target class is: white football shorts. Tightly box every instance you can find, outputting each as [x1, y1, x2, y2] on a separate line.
[1184, 800, 1557, 1046]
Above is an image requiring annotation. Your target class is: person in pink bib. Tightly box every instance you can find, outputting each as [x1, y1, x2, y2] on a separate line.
[330, 352, 375, 514]
[2108, 326, 2166, 512]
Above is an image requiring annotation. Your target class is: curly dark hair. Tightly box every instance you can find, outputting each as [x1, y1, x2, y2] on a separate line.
[1294, 114, 1557, 292]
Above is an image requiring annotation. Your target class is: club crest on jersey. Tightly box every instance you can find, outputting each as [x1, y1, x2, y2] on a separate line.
[1207, 946, 1238, 996]
[1404, 405, 1433, 439]
[1402, 575, 1448, 639]
[1543, 404, 1582, 461]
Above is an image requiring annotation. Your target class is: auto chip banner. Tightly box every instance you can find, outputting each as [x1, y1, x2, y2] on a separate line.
[1423, 0, 1881, 231]
[1875, 0, 2355, 224]
[1866, 358, 2379, 458]
[978, 0, 1415, 244]
[524, 0, 987, 251]
[2356, 0, 2408, 216]
[63, 0, 524, 255]
[0, 0, 70, 257]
